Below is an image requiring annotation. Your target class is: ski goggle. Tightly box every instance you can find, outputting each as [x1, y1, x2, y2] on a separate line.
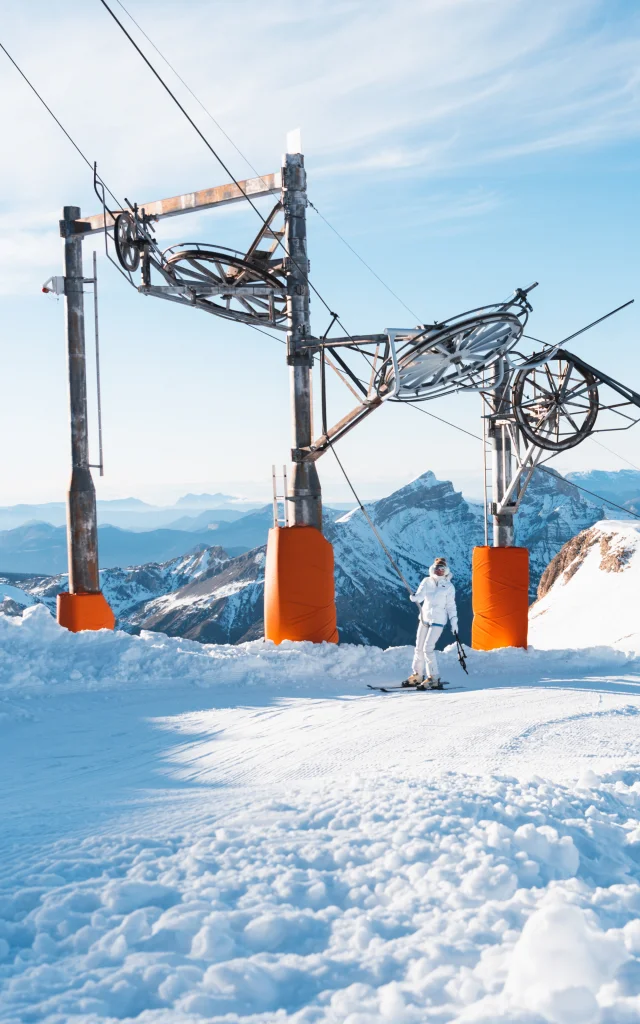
[433, 566, 446, 575]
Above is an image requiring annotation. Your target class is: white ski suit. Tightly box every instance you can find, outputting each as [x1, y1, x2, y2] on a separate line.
[410, 566, 458, 681]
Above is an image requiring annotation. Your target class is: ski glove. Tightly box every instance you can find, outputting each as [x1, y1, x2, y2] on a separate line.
[409, 593, 420, 603]
[451, 620, 459, 634]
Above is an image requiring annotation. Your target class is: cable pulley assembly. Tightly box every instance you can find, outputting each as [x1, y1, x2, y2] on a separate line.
[114, 212, 140, 273]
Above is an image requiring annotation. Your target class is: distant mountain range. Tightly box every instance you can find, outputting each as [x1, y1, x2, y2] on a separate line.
[0, 494, 262, 533]
[0, 511, 272, 575]
[8, 467, 605, 649]
[565, 469, 640, 511]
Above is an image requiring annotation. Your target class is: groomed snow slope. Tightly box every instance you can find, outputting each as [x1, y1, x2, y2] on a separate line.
[530, 521, 640, 653]
[1, 607, 640, 1023]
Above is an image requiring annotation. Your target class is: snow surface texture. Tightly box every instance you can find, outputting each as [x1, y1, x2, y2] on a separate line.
[1, 606, 640, 1022]
[530, 520, 640, 653]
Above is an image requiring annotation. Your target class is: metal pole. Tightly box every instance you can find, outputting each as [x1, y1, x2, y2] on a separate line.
[282, 141, 322, 529]
[92, 251, 104, 477]
[60, 206, 100, 593]
[490, 357, 515, 547]
[482, 392, 489, 548]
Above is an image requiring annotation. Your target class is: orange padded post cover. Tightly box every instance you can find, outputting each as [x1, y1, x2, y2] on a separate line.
[472, 546, 529, 651]
[264, 525, 338, 644]
[57, 592, 116, 632]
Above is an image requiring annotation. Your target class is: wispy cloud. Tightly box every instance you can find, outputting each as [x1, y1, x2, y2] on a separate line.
[0, 0, 639, 289]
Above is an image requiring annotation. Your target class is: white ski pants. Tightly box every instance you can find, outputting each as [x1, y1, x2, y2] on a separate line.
[412, 622, 444, 680]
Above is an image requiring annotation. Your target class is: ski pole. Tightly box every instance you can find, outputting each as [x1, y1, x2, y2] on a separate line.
[454, 632, 469, 675]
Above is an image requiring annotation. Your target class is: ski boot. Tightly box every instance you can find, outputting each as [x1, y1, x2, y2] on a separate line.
[401, 673, 423, 688]
[416, 677, 443, 691]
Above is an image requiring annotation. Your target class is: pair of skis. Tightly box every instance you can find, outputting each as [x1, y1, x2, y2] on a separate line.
[367, 682, 465, 694]
[368, 636, 469, 694]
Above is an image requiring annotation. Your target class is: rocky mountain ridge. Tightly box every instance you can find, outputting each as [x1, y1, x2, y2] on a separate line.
[529, 519, 640, 652]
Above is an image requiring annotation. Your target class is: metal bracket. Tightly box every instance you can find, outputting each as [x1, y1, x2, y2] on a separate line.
[59, 218, 93, 239]
[291, 447, 311, 463]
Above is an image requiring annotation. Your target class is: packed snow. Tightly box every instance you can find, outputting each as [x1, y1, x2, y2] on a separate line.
[1, 605, 640, 1022]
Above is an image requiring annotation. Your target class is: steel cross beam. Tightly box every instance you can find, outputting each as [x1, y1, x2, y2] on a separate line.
[76, 172, 281, 236]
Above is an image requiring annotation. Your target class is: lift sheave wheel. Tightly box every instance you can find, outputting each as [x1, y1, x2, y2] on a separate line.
[163, 245, 287, 327]
[114, 212, 140, 273]
[380, 310, 525, 402]
[512, 355, 599, 451]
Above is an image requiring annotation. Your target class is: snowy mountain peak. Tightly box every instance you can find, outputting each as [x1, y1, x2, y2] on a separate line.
[529, 520, 640, 652]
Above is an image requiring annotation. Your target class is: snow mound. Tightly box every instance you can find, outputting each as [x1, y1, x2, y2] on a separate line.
[2, 771, 640, 1023]
[1, 603, 638, 702]
[530, 520, 640, 653]
[0, 604, 409, 698]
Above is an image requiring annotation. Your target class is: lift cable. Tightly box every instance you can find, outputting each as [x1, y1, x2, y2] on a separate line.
[6, 19, 633, 535]
[111, 0, 419, 324]
[306, 201, 420, 321]
[112, 0, 271, 191]
[329, 399, 640, 600]
[0, 41, 123, 211]
[326, 440, 414, 594]
[97, 0, 355, 343]
[589, 438, 640, 473]
[523, 299, 634, 350]
[405, 402, 640, 521]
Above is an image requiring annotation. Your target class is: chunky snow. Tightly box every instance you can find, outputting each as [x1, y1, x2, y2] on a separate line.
[1, 606, 640, 1022]
[530, 521, 640, 654]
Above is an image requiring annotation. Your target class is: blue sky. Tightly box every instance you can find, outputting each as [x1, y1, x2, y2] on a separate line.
[0, 0, 638, 504]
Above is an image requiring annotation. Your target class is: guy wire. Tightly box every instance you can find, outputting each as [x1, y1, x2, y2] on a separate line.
[0, 41, 123, 210]
[327, 440, 414, 595]
[97, 0, 356, 347]
[112, 0, 419, 324]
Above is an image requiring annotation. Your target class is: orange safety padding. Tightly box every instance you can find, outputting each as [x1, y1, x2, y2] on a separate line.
[471, 546, 529, 651]
[264, 525, 339, 644]
[57, 592, 116, 632]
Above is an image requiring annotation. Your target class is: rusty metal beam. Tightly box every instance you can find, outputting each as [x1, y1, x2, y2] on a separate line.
[305, 397, 384, 462]
[78, 172, 281, 236]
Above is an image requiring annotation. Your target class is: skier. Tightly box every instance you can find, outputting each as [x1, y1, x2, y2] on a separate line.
[405, 556, 458, 689]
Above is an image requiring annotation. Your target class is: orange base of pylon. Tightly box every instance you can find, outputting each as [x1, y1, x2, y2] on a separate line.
[471, 546, 529, 651]
[264, 525, 338, 644]
[57, 592, 116, 632]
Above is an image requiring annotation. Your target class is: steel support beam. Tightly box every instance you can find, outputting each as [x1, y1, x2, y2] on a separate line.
[283, 148, 322, 529]
[490, 359, 515, 547]
[79, 172, 281, 236]
[60, 206, 101, 593]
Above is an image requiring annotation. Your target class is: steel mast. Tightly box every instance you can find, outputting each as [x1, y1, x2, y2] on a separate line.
[282, 135, 322, 529]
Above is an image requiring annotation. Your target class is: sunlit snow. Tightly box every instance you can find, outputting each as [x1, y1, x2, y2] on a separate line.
[1, 605, 639, 1022]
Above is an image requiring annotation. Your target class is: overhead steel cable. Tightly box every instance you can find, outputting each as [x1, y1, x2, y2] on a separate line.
[327, 440, 414, 594]
[590, 438, 640, 473]
[0, 41, 123, 210]
[306, 200, 420, 321]
[113, 0, 271, 192]
[523, 299, 634, 350]
[111, 0, 419, 324]
[405, 402, 640, 521]
[97, 0, 356, 343]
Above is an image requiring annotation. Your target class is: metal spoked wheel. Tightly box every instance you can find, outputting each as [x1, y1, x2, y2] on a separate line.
[379, 309, 526, 401]
[114, 212, 140, 273]
[512, 355, 599, 451]
[163, 245, 287, 327]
